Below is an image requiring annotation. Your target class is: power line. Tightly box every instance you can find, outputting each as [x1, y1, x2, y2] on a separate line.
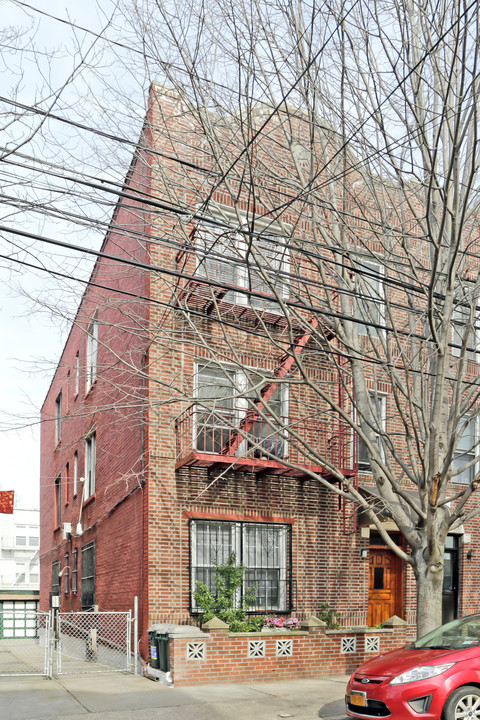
[2, 221, 479, 359]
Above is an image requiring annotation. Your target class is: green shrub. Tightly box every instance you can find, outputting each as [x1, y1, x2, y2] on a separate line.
[318, 603, 342, 629]
[194, 552, 257, 626]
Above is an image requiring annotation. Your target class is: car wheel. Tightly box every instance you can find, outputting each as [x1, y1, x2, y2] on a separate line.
[442, 686, 480, 719]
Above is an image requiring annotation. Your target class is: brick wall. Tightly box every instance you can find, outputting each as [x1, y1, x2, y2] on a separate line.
[166, 621, 414, 686]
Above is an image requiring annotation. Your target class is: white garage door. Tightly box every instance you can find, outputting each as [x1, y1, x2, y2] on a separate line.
[0, 601, 39, 638]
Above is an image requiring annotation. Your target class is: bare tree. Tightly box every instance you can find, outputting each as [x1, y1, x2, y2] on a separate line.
[3, 0, 480, 636]
[101, 0, 480, 636]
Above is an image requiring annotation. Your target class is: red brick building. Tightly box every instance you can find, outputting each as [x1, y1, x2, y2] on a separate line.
[40, 84, 480, 662]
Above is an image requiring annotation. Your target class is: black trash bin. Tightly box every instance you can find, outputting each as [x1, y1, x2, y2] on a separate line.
[157, 633, 170, 672]
[149, 630, 159, 669]
[149, 630, 170, 672]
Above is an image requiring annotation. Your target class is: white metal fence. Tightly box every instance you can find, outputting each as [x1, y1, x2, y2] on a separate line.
[0, 609, 135, 678]
[0, 610, 51, 676]
[56, 611, 133, 674]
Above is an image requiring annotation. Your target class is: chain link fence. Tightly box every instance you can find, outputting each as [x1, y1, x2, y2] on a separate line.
[56, 611, 132, 674]
[0, 611, 51, 676]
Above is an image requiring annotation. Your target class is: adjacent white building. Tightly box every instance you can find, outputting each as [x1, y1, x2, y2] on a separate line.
[0, 508, 40, 637]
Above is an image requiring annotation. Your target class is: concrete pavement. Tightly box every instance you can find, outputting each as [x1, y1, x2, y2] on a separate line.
[0, 672, 349, 720]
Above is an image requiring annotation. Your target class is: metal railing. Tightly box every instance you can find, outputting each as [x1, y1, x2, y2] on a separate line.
[176, 404, 357, 473]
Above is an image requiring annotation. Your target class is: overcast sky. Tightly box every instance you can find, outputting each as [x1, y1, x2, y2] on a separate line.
[0, 0, 145, 508]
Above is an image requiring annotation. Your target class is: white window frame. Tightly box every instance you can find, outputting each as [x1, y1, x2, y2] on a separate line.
[358, 392, 387, 472]
[86, 311, 98, 391]
[451, 302, 480, 361]
[15, 526, 38, 548]
[75, 352, 80, 396]
[85, 429, 96, 498]
[194, 362, 288, 458]
[55, 391, 62, 444]
[73, 451, 78, 496]
[195, 211, 289, 313]
[354, 258, 385, 337]
[452, 417, 478, 485]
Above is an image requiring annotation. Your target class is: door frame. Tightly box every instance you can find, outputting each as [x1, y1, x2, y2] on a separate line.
[367, 532, 404, 626]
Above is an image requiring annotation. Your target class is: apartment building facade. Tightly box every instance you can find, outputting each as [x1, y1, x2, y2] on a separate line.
[40, 85, 480, 659]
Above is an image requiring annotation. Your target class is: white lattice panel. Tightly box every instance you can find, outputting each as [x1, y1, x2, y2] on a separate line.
[365, 636, 380, 653]
[276, 638, 293, 657]
[187, 642, 206, 660]
[341, 636, 356, 654]
[247, 639, 266, 658]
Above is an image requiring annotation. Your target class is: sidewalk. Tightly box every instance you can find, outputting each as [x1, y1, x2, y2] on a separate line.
[0, 672, 349, 720]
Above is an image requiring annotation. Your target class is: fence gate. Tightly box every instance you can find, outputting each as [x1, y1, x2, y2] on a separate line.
[0, 609, 51, 677]
[56, 611, 132, 675]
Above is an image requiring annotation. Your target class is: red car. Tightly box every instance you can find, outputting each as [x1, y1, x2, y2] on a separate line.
[346, 613, 480, 719]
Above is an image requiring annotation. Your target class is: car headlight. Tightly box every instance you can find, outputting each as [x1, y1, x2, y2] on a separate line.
[390, 663, 456, 685]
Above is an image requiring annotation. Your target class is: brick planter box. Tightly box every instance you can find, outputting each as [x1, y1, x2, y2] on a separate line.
[161, 615, 414, 686]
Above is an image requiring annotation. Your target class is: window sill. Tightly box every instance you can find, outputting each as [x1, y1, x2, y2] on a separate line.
[83, 493, 96, 508]
[85, 379, 97, 398]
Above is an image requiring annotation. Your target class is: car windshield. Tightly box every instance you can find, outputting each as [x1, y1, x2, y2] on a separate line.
[413, 615, 480, 650]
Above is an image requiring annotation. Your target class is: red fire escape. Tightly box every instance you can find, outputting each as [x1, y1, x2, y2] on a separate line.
[174, 227, 358, 530]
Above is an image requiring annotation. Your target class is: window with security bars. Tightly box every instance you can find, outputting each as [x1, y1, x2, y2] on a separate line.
[81, 542, 96, 609]
[51, 559, 60, 596]
[190, 520, 291, 613]
[72, 548, 78, 593]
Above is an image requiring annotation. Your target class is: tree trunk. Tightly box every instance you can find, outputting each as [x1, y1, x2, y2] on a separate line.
[414, 549, 444, 638]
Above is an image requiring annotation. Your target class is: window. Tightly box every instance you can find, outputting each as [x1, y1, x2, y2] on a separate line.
[73, 451, 78, 496]
[358, 393, 387, 471]
[195, 221, 288, 312]
[15, 527, 26, 546]
[75, 352, 80, 396]
[29, 565, 39, 585]
[55, 391, 62, 444]
[195, 364, 286, 459]
[86, 312, 98, 390]
[15, 563, 26, 584]
[452, 418, 476, 485]
[85, 430, 96, 497]
[354, 259, 385, 337]
[451, 303, 479, 360]
[54, 475, 61, 527]
[65, 462, 69, 505]
[81, 542, 95, 609]
[64, 553, 69, 594]
[72, 548, 78, 594]
[190, 520, 291, 613]
[28, 531, 39, 547]
[15, 526, 38, 547]
[51, 560, 60, 596]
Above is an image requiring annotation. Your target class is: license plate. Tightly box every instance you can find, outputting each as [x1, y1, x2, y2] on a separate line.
[350, 691, 367, 707]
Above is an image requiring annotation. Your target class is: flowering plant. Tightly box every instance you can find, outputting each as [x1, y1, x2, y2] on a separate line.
[264, 616, 301, 630]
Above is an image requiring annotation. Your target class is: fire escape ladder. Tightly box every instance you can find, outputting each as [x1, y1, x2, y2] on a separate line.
[220, 317, 320, 457]
[336, 353, 358, 535]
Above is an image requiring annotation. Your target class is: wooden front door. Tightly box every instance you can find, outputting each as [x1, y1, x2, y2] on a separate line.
[368, 548, 403, 627]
